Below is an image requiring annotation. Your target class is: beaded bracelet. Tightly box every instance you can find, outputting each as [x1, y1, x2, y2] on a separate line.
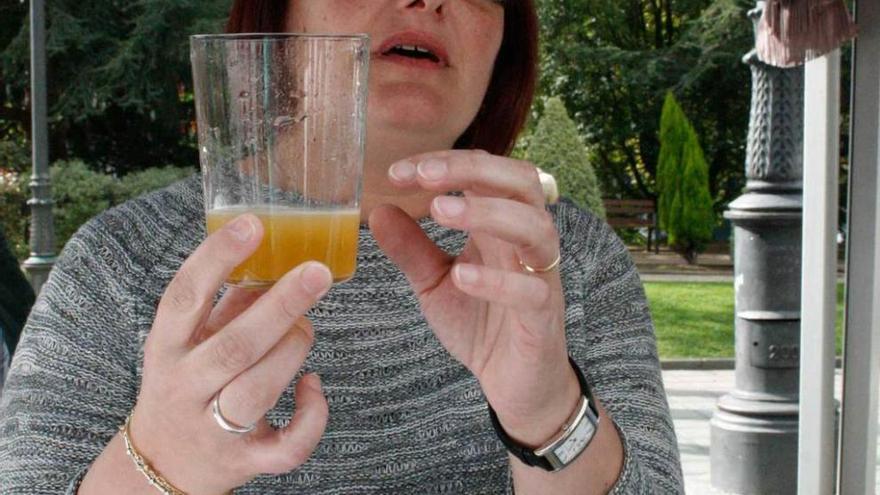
[121, 413, 188, 495]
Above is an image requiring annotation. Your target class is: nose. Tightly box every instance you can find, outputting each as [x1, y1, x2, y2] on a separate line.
[402, 0, 445, 14]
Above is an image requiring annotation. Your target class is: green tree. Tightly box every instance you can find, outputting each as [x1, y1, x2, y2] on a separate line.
[657, 92, 714, 262]
[527, 97, 605, 218]
[536, 0, 752, 210]
[0, 0, 28, 165]
[1, 0, 231, 173]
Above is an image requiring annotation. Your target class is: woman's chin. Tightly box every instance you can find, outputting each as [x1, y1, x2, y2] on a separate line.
[368, 85, 455, 134]
[374, 110, 446, 134]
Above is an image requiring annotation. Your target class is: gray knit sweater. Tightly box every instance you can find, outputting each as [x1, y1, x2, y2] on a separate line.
[0, 175, 683, 494]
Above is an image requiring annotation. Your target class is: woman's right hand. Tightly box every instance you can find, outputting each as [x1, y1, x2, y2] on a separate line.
[83, 214, 332, 495]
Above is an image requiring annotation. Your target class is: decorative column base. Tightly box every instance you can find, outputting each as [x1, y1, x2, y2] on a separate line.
[710, 189, 803, 494]
[22, 254, 57, 295]
[711, 395, 799, 494]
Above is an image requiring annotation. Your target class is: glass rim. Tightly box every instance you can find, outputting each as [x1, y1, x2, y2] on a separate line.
[191, 33, 369, 43]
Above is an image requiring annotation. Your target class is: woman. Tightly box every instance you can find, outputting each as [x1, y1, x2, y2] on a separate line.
[0, 0, 683, 493]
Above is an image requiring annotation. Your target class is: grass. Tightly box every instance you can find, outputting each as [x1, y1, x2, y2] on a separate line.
[645, 282, 845, 359]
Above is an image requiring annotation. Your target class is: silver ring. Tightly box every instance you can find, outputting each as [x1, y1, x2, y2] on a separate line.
[520, 252, 562, 274]
[211, 392, 256, 434]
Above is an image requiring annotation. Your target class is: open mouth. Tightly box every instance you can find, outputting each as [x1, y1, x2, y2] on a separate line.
[383, 44, 441, 64]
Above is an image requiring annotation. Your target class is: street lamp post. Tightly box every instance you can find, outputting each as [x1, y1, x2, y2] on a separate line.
[22, 0, 56, 294]
[709, 4, 804, 493]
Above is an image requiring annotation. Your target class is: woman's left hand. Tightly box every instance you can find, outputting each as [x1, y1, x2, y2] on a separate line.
[369, 150, 581, 447]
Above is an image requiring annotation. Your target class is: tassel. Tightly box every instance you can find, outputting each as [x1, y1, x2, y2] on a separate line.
[756, 0, 857, 67]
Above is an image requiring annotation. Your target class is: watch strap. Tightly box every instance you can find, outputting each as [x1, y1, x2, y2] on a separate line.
[487, 356, 599, 472]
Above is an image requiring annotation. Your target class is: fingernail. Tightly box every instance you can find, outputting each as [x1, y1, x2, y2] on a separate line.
[227, 215, 255, 242]
[300, 263, 332, 296]
[389, 161, 416, 182]
[434, 196, 466, 218]
[418, 159, 448, 181]
[455, 264, 480, 285]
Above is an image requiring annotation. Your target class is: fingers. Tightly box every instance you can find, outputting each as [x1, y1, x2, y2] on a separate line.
[387, 150, 563, 273]
[430, 196, 560, 272]
[187, 262, 332, 395]
[152, 214, 264, 352]
[196, 287, 267, 344]
[452, 263, 552, 311]
[212, 317, 314, 429]
[247, 374, 329, 475]
[388, 150, 545, 208]
[368, 204, 453, 297]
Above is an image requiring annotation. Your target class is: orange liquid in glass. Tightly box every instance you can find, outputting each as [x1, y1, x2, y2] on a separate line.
[206, 206, 360, 287]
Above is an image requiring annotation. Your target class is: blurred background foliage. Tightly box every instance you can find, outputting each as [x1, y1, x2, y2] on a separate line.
[1, 0, 758, 257]
[1, 0, 229, 173]
[2, 162, 193, 259]
[534, 0, 753, 212]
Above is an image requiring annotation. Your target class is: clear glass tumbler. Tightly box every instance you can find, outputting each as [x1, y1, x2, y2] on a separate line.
[191, 34, 370, 287]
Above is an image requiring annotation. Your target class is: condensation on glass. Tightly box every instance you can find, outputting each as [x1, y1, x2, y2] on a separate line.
[191, 34, 370, 286]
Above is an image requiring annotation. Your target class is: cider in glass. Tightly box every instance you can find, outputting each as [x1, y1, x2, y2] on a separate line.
[207, 206, 360, 287]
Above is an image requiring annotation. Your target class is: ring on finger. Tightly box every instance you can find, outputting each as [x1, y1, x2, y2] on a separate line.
[519, 251, 562, 274]
[211, 391, 257, 434]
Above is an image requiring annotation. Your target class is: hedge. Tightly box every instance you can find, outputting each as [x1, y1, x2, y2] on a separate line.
[1, 161, 194, 260]
[526, 97, 605, 218]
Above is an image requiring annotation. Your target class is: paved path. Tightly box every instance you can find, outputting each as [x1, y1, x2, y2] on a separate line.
[663, 369, 880, 494]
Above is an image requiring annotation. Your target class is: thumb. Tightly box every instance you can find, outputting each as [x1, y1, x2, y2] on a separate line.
[368, 204, 452, 295]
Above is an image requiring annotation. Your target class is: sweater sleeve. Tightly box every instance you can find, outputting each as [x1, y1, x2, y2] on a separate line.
[0, 220, 139, 494]
[562, 202, 684, 494]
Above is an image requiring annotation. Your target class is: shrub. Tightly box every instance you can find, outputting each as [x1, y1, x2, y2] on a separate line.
[0, 170, 29, 260]
[0, 140, 31, 173]
[5, 162, 195, 258]
[526, 97, 605, 218]
[41, 160, 119, 253]
[118, 166, 194, 200]
[656, 92, 715, 263]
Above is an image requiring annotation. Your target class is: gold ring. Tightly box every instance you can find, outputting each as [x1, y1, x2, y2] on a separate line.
[536, 167, 559, 205]
[519, 252, 562, 274]
[211, 392, 257, 434]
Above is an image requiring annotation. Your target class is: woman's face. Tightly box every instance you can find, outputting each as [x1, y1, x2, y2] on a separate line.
[286, 0, 505, 147]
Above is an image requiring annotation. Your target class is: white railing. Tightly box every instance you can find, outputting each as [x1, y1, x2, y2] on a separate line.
[837, 0, 880, 493]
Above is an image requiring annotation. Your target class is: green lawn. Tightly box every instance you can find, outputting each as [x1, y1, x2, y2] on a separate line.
[644, 282, 845, 359]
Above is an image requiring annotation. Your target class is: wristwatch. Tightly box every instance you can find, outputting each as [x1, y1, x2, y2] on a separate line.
[488, 356, 600, 472]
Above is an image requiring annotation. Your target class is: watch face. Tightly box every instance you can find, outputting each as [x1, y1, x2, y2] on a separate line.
[552, 415, 596, 465]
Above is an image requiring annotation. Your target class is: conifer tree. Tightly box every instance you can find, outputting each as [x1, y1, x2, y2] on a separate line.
[657, 92, 715, 262]
[527, 97, 605, 218]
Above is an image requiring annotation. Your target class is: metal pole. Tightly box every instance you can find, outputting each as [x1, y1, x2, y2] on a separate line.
[838, 0, 880, 491]
[709, 4, 804, 493]
[22, 0, 56, 294]
[798, 50, 841, 495]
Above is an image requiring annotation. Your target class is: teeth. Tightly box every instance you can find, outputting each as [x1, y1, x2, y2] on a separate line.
[394, 44, 434, 55]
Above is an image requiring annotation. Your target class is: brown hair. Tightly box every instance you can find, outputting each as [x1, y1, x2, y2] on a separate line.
[226, 1, 538, 156]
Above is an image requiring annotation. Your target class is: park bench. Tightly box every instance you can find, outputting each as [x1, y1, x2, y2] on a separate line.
[603, 198, 660, 253]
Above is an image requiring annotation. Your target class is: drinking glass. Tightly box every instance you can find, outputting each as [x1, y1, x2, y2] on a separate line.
[191, 33, 370, 287]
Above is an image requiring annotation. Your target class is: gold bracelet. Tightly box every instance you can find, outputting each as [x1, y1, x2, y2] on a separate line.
[121, 413, 189, 495]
